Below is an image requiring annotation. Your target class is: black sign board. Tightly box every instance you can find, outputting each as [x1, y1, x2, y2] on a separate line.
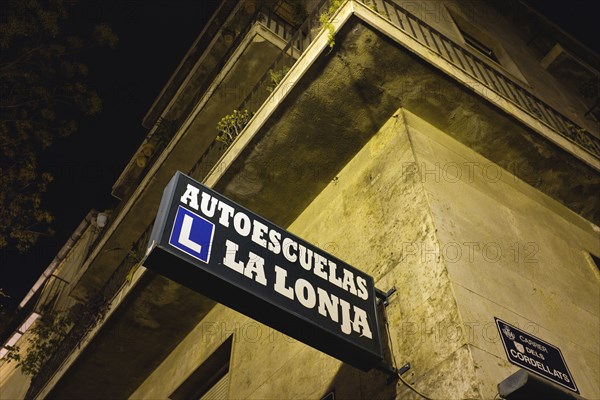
[144, 172, 383, 370]
[495, 318, 578, 393]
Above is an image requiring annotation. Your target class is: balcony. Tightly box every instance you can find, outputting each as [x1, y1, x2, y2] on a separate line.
[364, 0, 599, 162]
[205, 0, 600, 164]
[69, 3, 298, 303]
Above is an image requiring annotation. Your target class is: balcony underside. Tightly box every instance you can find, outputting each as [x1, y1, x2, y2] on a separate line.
[42, 14, 599, 400]
[47, 272, 214, 399]
[215, 17, 599, 227]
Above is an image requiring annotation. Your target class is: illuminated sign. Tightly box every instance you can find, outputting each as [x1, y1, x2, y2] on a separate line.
[144, 172, 383, 370]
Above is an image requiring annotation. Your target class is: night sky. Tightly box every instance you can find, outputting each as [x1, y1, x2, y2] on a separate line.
[527, 0, 599, 54]
[0, 0, 597, 311]
[1, 0, 220, 310]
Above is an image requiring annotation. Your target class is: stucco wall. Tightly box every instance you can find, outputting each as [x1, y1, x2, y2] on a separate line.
[404, 109, 599, 398]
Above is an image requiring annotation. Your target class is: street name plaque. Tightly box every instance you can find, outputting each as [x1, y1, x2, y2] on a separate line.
[495, 317, 578, 393]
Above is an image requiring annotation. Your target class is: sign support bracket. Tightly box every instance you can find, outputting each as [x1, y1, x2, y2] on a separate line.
[374, 286, 410, 384]
[375, 286, 397, 307]
[374, 361, 411, 384]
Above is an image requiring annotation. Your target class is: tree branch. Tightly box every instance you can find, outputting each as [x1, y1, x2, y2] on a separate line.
[0, 45, 45, 72]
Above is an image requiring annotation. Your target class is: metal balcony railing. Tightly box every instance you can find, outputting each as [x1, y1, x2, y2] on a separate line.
[33, 275, 69, 314]
[368, 0, 599, 157]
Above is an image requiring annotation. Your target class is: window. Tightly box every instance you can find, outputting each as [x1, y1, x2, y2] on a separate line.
[446, 8, 502, 64]
[541, 43, 600, 121]
[592, 254, 600, 272]
[459, 28, 499, 63]
[446, 7, 529, 84]
[170, 336, 233, 400]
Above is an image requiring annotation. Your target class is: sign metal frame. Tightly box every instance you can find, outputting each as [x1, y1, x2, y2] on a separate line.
[144, 172, 384, 371]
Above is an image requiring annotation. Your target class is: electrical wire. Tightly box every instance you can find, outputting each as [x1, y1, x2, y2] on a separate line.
[381, 303, 501, 400]
[381, 307, 434, 400]
[397, 373, 435, 400]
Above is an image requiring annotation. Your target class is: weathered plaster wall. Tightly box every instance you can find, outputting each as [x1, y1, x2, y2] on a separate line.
[284, 109, 480, 400]
[0, 362, 29, 400]
[404, 109, 600, 398]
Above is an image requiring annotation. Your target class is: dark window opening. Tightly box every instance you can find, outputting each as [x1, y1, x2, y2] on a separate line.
[273, 0, 308, 28]
[460, 28, 499, 63]
[592, 254, 600, 271]
[541, 43, 600, 112]
[170, 336, 233, 400]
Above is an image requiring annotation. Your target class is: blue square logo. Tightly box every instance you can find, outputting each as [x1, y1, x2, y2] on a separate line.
[169, 206, 215, 263]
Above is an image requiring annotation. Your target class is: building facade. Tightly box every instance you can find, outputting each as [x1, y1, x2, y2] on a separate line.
[1, 0, 599, 399]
